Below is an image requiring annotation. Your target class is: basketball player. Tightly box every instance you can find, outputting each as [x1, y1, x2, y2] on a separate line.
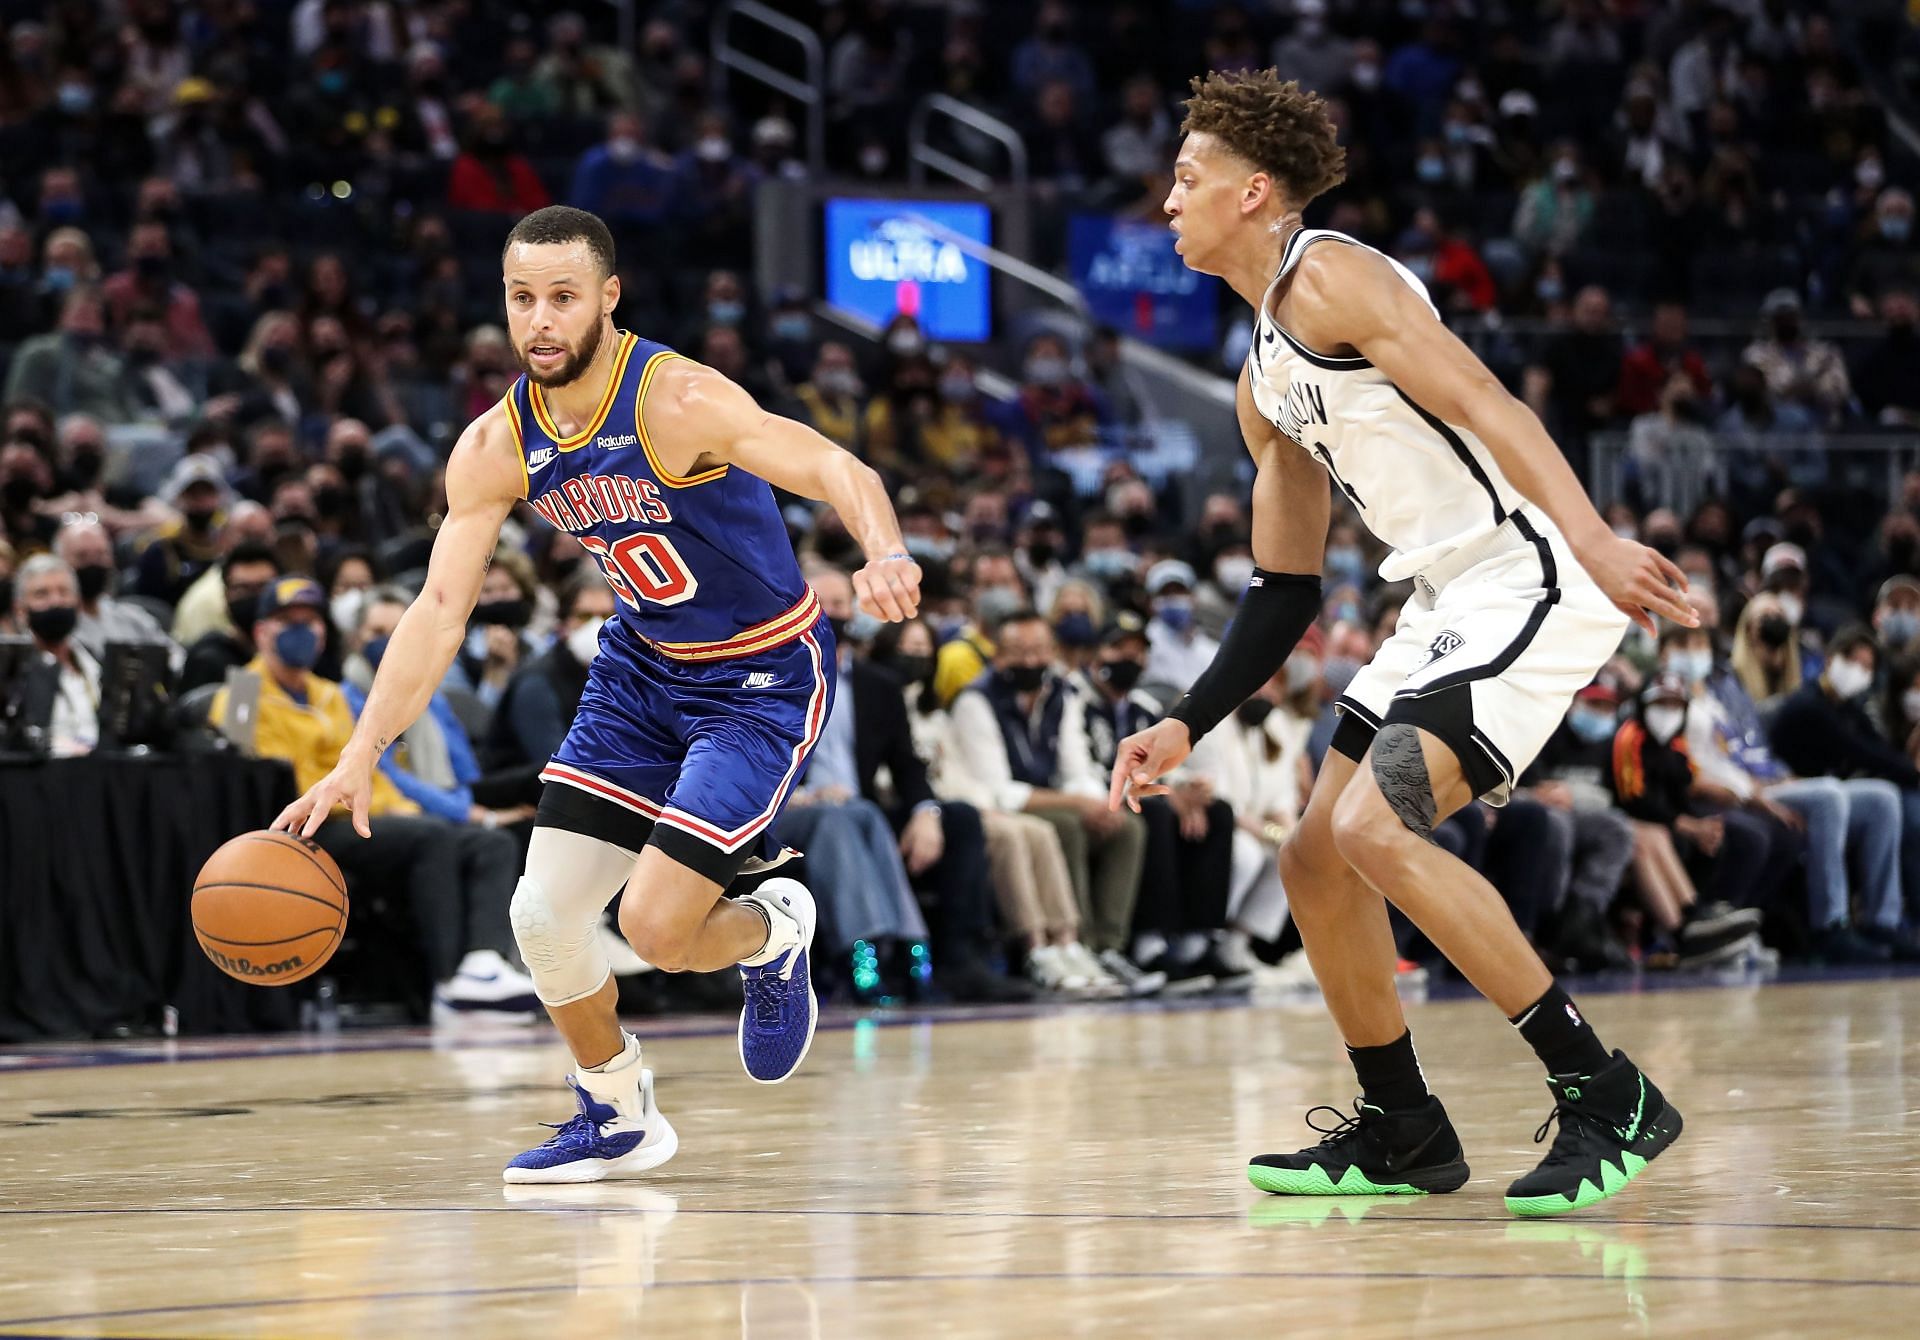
[274, 206, 921, 1182]
[1109, 72, 1695, 1217]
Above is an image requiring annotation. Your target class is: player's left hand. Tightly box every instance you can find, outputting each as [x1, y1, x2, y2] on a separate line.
[1577, 534, 1695, 635]
[854, 552, 922, 622]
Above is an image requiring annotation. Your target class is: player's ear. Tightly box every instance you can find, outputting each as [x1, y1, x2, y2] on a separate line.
[602, 272, 620, 315]
[1241, 171, 1275, 217]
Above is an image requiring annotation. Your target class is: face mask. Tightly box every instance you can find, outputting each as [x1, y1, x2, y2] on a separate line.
[931, 612, 968, 642]
[56, 83, 92, 115]
[976, 586, 1023, 627]
[183, 506, 219, 532]
[227, 595, 260, 634]
[708, 300, 744, 325]
[1154, 597, 1193, 633]
[1567, 706, 1618, 743]
[566, 617, 604, 665]
[903, 534, 955, 563]
[1324, 655, 1362, 697]
[1024, 355, 1069, 387]
[42, 265, 76, 293]
[859, 146, 888, 175]
[815, 368, 860, 399]
[1351, 63, 1380, 90]
[999, 663, 1046, 693]
[1883, 217, 1912, 244]
[696, 135, 732, 163]
[1756, 613, 1793, 648]
[273, 621, 322, 669]
[825, 614, 850, 644]
[1904, 689, 1920, 723]
[472, 598, 529, 628]
[330, 589, 364, 633]
[1097, 658, 1144, 693]
[607, 135, 640, 162]
[260, 345, 294, 374]
[1214, 555, 1256, 592]
[939, 373, 976, 403]
[1857, 157, 1886, 191]
[1827, 658, 1873, 700]
[1644, 705, 1685, 744]
[1416, 155, 1448, 183]
[74, 563, 111, 602]
[1053, 612, 1096, 648]
[336, 448, 370, 480]
[1083, 548, 1137, 581]
[362, 633, 391, 670]
[1324, 546, 1366, 587]
[887, 327, 925, 356]
[1775, 593, 1805, 627]
[773, 314, 810, 342]
[1665, 648, 1712, 684]
[1537, 276, 1565, 304]
[892, 652, 933, 684]
[1235, 698, 1275, 728]
[1883, 611, 1920, 645]
[315, 485, 352, 517]
[1284, 654, 1320, 694]
[1, 476, 38, 509]
[135, 254, 170, 284]
[27, 604, 78, 644]
[1026, 540, 1058, 569]
[847, 610, 883, 643]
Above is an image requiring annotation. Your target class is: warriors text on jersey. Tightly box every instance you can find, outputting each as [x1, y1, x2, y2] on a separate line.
[1246, 228, 1527, 582]
[504, 331, 818, 659]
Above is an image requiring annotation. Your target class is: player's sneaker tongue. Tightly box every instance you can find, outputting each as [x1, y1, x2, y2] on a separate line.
[1505, 1051, 1684, 1218]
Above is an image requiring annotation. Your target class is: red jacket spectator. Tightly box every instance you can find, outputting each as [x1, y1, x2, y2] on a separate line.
[447, 115, 552, 215]
[1433, 237, 1497, 312]
[1616, 302, 1713, 417]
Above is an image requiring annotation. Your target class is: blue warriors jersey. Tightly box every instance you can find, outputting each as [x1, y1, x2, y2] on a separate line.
[504, 331, 819, 660]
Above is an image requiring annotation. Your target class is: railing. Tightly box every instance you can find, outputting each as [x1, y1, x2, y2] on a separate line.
[1588, 431, 1920, 516]
[908, 95, 1029, 193]
[711, 0, 825, 174]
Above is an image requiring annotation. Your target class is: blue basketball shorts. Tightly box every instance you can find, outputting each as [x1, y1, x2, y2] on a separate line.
[538, 618, 836, 885]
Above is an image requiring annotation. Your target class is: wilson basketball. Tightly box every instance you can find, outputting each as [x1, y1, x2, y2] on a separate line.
[192, 831, 349, 986]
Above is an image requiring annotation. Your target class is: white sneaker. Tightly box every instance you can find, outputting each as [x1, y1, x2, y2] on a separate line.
[434, 949, 541, 1024]
[1251, 950, 1320, 992]
[598, 922, 653, 977]
[1026, 944, 1099, 996]
[1059, 942, 1128, 999]
[503, 1067, 679, 1184]
[1095, 947, 1167, 998]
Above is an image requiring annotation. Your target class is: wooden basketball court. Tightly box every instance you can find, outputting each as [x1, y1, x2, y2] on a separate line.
[2, 976, 1915, 1337]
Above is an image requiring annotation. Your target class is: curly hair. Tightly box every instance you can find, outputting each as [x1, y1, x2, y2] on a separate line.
[1180, 69, 1347, 206]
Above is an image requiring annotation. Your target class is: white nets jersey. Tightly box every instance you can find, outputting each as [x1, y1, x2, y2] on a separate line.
[1245, 227, 1528, 582]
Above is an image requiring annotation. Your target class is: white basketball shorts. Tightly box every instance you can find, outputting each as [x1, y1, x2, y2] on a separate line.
[1332, 509, 1630, 804]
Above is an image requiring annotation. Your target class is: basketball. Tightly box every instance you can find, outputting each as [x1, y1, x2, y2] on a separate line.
[191, 831, 349, 987]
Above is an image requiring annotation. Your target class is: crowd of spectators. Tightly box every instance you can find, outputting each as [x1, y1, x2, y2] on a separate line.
[6, 1, 1920, 1021]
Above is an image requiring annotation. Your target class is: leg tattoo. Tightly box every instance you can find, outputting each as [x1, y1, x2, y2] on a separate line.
[1372, 724, 1438, 843]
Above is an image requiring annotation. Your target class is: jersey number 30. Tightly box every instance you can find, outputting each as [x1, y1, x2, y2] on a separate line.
[576, 532, 698, 609]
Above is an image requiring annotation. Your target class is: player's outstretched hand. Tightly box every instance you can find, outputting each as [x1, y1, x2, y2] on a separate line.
[1577, 533, 1695, 635]
[854, 553, 922, 622]
[1108, 718, 1193, 813]
[272, 757, 375, 840]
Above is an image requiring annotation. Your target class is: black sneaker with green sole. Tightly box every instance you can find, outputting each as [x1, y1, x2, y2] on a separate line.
[1247, 1096, 1471, 1196]
[1505, 1050, 1683, 1218]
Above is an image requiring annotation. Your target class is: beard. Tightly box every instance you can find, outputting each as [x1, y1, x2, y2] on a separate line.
[517, 318, 606, 388]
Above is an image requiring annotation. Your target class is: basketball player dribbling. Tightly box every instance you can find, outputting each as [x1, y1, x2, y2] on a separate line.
[275, 206, 921, 1182]
[1110, 71, 1697, 1217]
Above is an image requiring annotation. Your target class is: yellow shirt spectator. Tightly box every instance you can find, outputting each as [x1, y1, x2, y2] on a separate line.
[215, 656, 416, 818]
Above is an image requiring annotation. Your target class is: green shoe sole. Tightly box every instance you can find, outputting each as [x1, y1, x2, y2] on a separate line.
[1505, 1111, 1683, 1218]
[1247, 1159, 1468, 1196]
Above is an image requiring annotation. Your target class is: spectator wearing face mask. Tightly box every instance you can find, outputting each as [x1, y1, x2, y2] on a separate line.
[1673, 621, 1909, 964]
[932, 549, 1025, 708]
[1742, 290, 1852, 426]
[1045, 578, 1105, 676]
[1195, 538, 1257, 642]
[1142, 560, 1221, 696]
[1077, 618, 1249, 994]
[490, 570, 616, 772]
[1730, 590, 1809, 711]
[11, 554, 100, 756]
[1769, 627, 1920, 957]
[179, 542, 282, 693]
[998, 333, 1107, 467]
[1515, 677, 1639, 972]
[3, 287, 135, 423]
[1070, 511, 1141, 599]
[1848, 189, 1920, 316]
[52, 517, 174, 664]
[131, 455, 230, 607]
[447, 549, 540, 710]
[1610, 673, 1770, 966]
[795, 342, 866, 455]
[1872, 574, 1920, 661]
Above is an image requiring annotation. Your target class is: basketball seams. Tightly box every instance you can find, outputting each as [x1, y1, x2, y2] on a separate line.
[240, 832, 347, 900]
[193, 925, 341, 948]
[192, 879, 345, 914]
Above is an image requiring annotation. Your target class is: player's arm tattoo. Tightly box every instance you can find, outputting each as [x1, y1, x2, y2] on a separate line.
[1371, 723, 1437, 842]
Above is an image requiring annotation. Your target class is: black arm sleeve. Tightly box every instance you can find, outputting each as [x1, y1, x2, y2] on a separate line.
[1165, 570, 1321, 743]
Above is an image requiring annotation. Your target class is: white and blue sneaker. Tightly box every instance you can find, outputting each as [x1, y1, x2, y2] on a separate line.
[735, 877, 818, 1084]
[433, 949, 542, 1026]
[502, 1068, 678, 1184]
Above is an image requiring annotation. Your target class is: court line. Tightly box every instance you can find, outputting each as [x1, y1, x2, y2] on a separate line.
[0, 1204, 1911, 1236]
[6, 1266, 1919, 1327]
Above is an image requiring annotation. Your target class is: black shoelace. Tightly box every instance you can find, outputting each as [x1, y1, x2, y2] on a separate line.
[1304, 1100, 1377, 1154]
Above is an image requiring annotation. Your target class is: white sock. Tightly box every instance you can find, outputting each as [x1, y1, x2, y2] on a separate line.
[575, 1032, 644, 1120]
[579, 1030, 641, 1076]
[736, 895, 796, 967]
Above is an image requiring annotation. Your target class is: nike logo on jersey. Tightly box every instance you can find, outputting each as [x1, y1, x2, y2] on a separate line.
[743, 671, 780, 689]
[526, 446, 557, 472]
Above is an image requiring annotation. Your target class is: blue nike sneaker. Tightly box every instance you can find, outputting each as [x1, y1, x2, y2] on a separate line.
[735, 878, 818, 1084]
[502, 1069, 678, 1184]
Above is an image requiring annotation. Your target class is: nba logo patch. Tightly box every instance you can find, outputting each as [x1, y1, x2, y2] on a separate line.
[1423, 630, 1464, 667]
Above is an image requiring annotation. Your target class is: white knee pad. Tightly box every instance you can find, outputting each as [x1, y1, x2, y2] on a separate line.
[509, 874, 612, 1006]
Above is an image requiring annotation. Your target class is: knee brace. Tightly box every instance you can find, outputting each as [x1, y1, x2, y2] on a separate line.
[509, 874, 611, 1006]
[1371, 723, 1437, 842]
